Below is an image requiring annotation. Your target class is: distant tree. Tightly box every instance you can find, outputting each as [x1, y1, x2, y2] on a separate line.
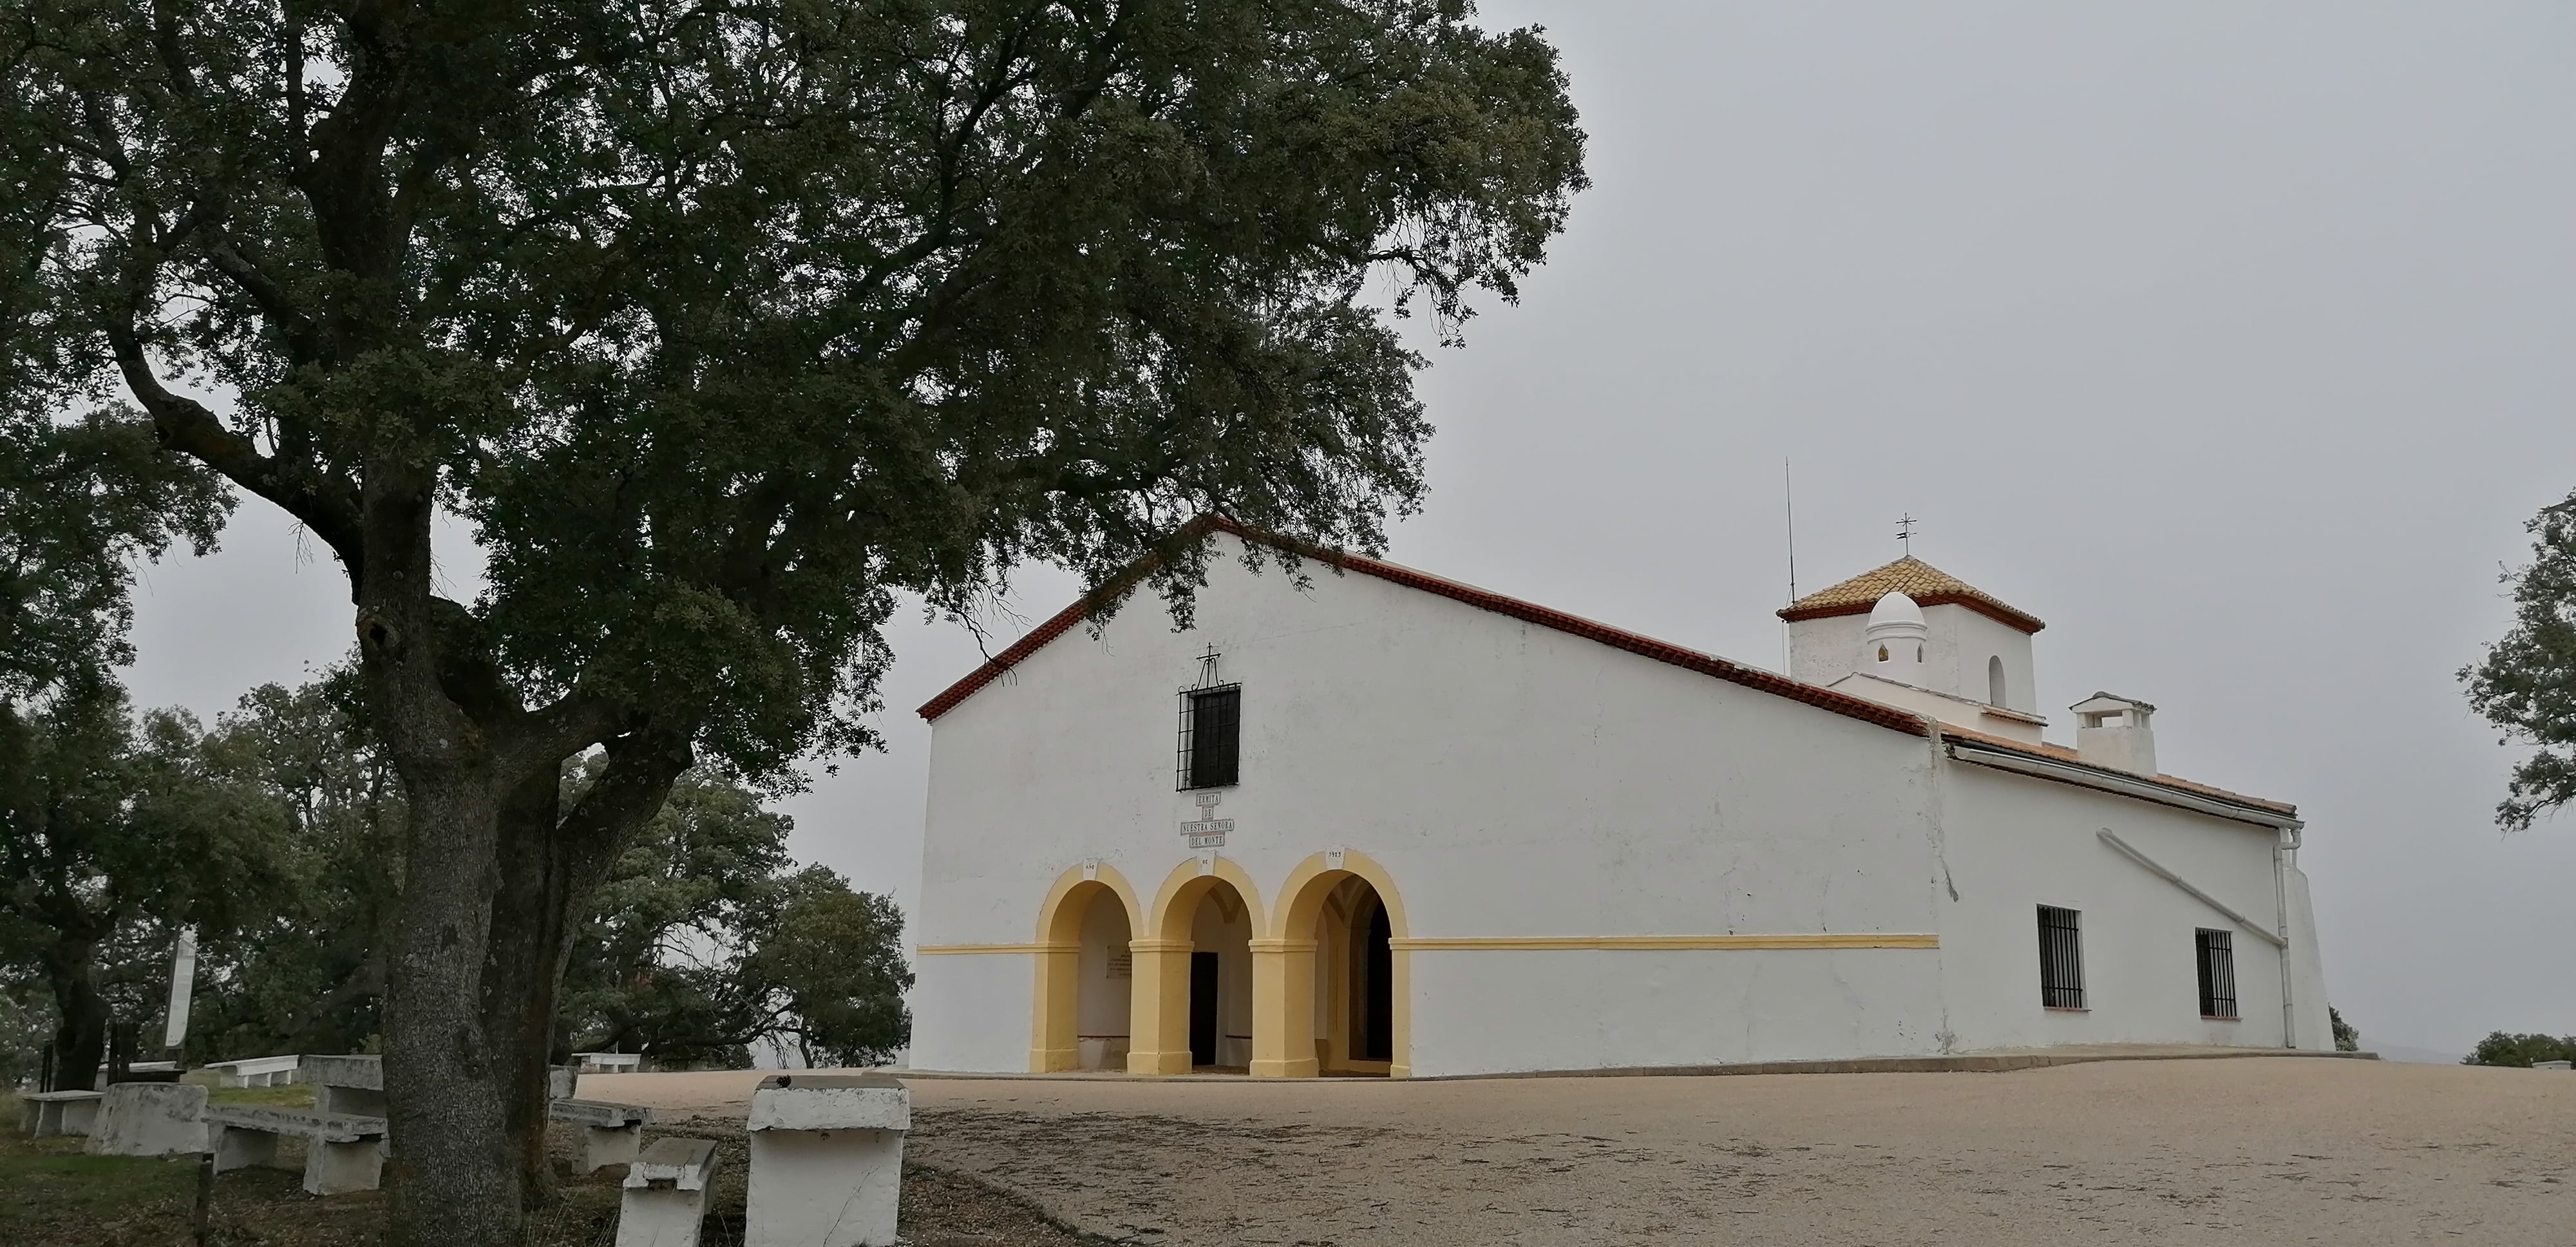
[2, 5, 1585, 1237]
[2462, 1032, 2576, 1067]
[0, 693, 290, 1090]
[2329, 1006, 2360, 1053]
[2463, 491, 2576, 828]
[182, 679, 406, 1062]
[564, 773, 908, 1069]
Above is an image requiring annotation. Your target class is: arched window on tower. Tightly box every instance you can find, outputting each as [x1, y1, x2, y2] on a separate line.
[1987, 655, 2007, 707]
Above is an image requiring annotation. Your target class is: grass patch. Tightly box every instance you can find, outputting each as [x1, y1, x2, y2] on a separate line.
[183, 1069, 319, 1109]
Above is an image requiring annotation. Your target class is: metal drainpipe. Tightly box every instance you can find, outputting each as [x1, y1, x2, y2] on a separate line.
[2272, 825, 2302, 1049]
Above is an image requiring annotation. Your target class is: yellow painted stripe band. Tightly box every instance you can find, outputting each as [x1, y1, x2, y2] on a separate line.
[925, 935, 1939, 955]
[1389, 934, 1939, 951]
[916, 942, 1072, 956]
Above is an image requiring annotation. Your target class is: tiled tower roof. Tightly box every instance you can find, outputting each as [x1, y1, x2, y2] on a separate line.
[1778, 557, 2044, 634]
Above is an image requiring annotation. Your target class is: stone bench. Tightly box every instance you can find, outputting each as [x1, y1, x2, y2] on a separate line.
[575, 1052, 643, 1074]
[204, 1103, 388, 1195]
[86, 1083, 208, 1157]
[17, 1089, 104, 1138]
[618, 1136, 722, 1247]
[551, 1098, 654, 1172]
[207, 1054, 301, 1088]
[2535, 1059, 2572, 1070]
[746, 1074, 909, 1247]
[298, 1053, 385, 1118]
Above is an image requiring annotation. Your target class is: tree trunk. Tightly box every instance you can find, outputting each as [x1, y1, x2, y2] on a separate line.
[481, 741, 694, 1203]
[43, 937, 108, 1092]
[379, 774, 522, 1247]
[483, 770, 571, 1208]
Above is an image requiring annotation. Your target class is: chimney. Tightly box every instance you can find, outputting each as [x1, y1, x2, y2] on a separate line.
[2072, 693, 2157, 775]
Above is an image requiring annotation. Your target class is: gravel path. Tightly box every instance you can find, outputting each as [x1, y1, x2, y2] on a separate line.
[590, 1057, 2576, 1245]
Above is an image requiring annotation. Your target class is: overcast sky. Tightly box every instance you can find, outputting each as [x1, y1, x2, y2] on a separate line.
[122, 2, 2576, 1058]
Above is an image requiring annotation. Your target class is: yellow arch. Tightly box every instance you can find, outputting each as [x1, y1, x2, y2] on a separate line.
[1147, 854, 1266, 942]
[1126, 855, 1265, 1074]
[1027, 862, 1143, 1072]
[1258, 850, 1412, 1079]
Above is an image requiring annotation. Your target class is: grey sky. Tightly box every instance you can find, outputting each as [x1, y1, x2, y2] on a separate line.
[122, 2, 2576, 1057]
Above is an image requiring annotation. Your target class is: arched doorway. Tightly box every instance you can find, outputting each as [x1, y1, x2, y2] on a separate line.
[1259, 851, 1410, 1078]
[1133, 859, 1265, 1074]
[1028, 865, 1142, 1073]
[1311, 877, 1394, 1073]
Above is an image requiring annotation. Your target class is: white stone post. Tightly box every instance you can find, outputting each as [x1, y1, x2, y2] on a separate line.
[744, 1074, 909, 1247]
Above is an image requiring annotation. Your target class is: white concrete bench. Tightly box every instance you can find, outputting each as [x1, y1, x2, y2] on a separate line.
[617, 1136, 722, 1247]
[298, 1053, 385, 1117]
[575, 1052, 643, 1074]
[204, 1104, 388, 1195]
[85, 1082, 207, 1157]
[207, 1054, 301, 1087]
[2535, 1059, 2573, 1070]
[551, 1098, 654, 1172]
[745, 1074, 909, 1247]
[18, 1089, 104, 1138]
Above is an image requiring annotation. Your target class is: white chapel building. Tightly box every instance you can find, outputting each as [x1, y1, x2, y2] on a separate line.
[908, 519, 2331, 1078]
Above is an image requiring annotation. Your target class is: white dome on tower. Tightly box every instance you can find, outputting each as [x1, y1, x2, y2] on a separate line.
[1861, 591, 1930, 684]
[1866, 591, 1926, 632]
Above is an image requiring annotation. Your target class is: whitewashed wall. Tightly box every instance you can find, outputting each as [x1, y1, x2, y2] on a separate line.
[909, 533, 2325, 1074]
[1932, 763, 2329, 1051]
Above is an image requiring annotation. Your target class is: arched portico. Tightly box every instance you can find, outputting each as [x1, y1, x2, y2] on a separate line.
[1256, 850, 1411, 1078]
[1130, 857, 1265, 1074]
[1028, 862, 1144, 1072]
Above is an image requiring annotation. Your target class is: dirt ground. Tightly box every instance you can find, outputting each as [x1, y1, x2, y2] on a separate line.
[0, 1091, 1091, 1247]
[594, 1056, 2576, 1246]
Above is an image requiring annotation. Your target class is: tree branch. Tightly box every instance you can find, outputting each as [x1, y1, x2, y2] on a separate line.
[103, 318, 365, 573]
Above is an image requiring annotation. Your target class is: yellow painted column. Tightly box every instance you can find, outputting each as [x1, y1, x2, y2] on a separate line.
[1389, 946, 1412, 1079]
[1248, 937, 1320, 1078]
[1026, 942, 1081, 1073]
[1124, 937, 1195, 1075]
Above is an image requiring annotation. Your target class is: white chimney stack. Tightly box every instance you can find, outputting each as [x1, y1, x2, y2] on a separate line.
[2072, 693, 2158, 775]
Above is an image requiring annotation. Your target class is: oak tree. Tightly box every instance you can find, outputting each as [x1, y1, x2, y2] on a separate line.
[2465, 491, 2576, 829]
[3, 2, 1584, 1240]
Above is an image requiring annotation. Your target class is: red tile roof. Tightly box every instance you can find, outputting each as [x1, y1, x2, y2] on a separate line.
[1779, 556, 2045, 634]
[916, 517, 2291, 819]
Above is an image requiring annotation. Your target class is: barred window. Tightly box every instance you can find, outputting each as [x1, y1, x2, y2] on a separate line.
[2195, 928, 2239, 1019]
[1177, 685, 1241, 790]
[2038, 905, 2086, 1009]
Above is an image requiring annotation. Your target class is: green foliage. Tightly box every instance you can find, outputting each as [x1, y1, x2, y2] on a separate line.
[2329, 1005, 2360, 1052]
[0, 410, 228, 707]
[2461, 1031, 2576, 1067]
[564, 773, 910, 1067]
[746, 870, 912, 1068]
[5, 5, 1581, 1226]
[181, 679, 404, 1062]
[0, 690, 295, 1086]
[2463, 491, 2576, 828]
[3, 0, 1589, 778]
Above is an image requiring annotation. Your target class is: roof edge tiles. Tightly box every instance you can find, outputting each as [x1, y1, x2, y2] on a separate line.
[914, 517, 2291, 819]
[1777, 555, 2045, 634]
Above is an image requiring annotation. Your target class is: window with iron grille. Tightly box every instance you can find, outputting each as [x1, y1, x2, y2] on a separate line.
[2037, 905, 2085, 1009]
[1177, 685, 1241, 790]
[2195, 928, 2238, 1019]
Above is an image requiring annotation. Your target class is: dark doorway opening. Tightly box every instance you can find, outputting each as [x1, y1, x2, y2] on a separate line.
[1359, 903, 1394, 1062]
[1189, 951, 1220, 1067]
